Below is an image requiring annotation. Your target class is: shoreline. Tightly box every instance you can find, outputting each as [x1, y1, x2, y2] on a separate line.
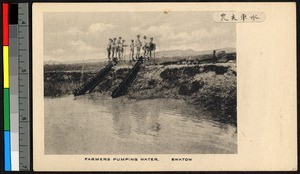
[44, 60, 236, 125]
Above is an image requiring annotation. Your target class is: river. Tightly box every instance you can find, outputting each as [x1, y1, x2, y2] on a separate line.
[44, 94, 237, 154]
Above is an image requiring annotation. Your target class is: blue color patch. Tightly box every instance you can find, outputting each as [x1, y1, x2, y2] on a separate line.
[4, 131, 11, 171]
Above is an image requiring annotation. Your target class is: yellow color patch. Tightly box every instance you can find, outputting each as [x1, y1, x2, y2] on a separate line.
[3, 46, 9, 88]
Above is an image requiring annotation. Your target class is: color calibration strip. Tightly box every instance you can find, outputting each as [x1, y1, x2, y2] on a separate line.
[2, 3, 30, 171]
[3, 3, 11, 171]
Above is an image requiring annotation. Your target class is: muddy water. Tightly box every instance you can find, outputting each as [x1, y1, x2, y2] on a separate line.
[45, 94, 237, 154]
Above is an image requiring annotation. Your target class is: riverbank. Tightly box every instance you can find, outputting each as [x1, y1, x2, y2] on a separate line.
[96, 62, 236, 124]
[44, 59, 236, 125]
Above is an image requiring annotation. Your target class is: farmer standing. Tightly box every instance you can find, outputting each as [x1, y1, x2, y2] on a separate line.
[107, 38, 113, 61]
[142, 36, 148, 58]
[148, 37, 156, 59]
[130, 39, 135, 61]
[135, 34, 142, 60]
[111, 38, 118, 59]
[121, 39, 127, 60]
[116, 36, 122, 60]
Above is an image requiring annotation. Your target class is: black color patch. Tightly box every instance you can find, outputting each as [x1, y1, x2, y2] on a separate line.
[9, 4, 18, 25]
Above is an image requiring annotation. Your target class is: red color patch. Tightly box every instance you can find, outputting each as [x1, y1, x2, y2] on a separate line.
[3, 3, 9, 46]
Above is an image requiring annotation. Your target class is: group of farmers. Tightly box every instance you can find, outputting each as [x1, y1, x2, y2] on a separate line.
[107, 34, 156, 62]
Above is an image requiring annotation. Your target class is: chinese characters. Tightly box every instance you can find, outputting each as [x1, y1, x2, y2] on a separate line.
[214, 12, 265, 23]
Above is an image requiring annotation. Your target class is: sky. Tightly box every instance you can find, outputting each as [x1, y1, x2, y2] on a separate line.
[43, 12, 236, 62]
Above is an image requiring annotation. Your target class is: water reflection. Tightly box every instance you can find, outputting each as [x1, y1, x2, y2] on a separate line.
[109, 98, 161, 138]
[106, 96, 237, 148]
[133, 102, 161, 137]
[111, 101, 132, 138]
[45, 94, 237, 154]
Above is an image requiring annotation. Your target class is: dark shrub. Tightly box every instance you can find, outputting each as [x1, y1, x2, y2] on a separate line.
[179, 84, 189, 95]
[183, 66, 200, 76]
[160, 68, 180, 82]
[178, 80, 204, 96]
[148, 79, 156, 86]
[204, 65, 228, 75]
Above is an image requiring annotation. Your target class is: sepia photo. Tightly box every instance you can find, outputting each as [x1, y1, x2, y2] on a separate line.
[43, 11, 237, 155]
[33, 2, 296, 171]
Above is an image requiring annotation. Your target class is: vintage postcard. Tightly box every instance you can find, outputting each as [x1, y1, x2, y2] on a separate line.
[32, 2, 296, 171]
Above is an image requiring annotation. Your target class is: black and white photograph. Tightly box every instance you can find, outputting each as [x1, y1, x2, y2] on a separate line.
[32, 2, 297, 171]
[43, 11, 237, 155]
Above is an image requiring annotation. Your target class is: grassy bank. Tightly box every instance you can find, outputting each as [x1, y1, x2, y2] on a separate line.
[124, 63, 236, 125]
[44, 57, 236, 125]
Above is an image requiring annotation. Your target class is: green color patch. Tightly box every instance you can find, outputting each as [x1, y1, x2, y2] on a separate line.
[4, 88, 10, 130]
